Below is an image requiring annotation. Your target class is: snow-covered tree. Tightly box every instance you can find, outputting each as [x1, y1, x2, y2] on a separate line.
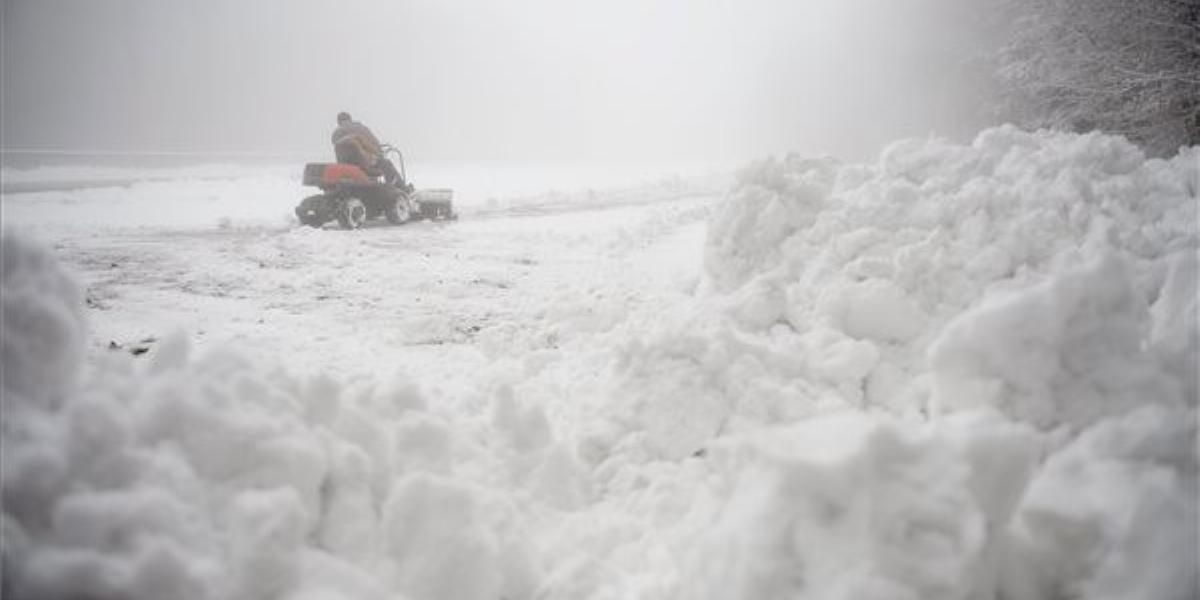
[991, 0, 1200, 155]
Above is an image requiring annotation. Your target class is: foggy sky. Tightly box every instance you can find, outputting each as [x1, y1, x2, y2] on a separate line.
[1, 0, 992, 163]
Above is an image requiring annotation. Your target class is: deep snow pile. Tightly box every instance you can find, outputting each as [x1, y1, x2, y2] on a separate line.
[1, 126, 1197, 600]
[0, 234, 579, 600]
[588, 128, 1197, 456]
[595, 126, 1198, 599]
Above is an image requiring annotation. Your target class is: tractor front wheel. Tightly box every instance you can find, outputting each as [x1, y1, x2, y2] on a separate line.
[338, 198, 368, 229]
[385, 194, 412, 225]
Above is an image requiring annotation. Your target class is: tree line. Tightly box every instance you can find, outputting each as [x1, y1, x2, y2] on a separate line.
[989, 0, 1200, 155]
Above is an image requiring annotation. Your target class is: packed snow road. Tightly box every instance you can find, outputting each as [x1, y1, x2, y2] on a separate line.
[53, 195, 714, 382]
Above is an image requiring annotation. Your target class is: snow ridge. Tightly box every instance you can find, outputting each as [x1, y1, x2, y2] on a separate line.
[626, 127, 1197, 599]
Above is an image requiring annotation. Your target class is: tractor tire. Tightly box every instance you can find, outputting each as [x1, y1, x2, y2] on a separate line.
[296, 194, 329, 227]
[338, 198, 368, 229]
[385, 194, 412, 225]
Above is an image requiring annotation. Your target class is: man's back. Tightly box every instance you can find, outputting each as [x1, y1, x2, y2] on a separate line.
[330, 112, 402, 185]
[331, 120, 382, 156]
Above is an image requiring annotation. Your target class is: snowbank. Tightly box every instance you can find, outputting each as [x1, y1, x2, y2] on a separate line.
[0, 233, 582, 600]
[2, 127, 1196, 600]
[596, 127, 1197, 598]
[1, 235, 87, 407]
[598, 127, 1196, 449]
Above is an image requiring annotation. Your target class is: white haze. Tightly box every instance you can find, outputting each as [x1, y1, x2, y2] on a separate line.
[1, 0, 991, 164]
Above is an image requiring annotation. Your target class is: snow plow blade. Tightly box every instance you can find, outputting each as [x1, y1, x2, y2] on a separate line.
[414, 188, 456, 220]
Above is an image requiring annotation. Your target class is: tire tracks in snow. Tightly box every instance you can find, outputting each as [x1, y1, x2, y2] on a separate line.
[52, 193, 719, 383]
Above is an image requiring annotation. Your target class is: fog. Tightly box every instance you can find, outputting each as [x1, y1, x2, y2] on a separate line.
[2, 0, 992, 164]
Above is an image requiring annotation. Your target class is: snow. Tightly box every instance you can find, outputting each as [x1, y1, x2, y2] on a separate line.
[0, 235, 87, 405]
[2, 127, 1197, 599]
[0, 161, 722, 236]
[680, 412, 1038, 600]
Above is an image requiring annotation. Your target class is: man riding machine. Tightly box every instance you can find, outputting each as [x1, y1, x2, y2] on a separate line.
[331, 112, 402, 186]
[295, 112, 454, 229]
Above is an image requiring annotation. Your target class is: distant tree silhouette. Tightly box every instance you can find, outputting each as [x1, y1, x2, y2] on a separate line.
[991, 0, 1200, 155]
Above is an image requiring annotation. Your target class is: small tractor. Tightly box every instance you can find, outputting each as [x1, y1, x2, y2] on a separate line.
[296, 145, 454, 229]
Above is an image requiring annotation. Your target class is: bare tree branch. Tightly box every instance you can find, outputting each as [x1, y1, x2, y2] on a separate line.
[987, 0, 1200, 154]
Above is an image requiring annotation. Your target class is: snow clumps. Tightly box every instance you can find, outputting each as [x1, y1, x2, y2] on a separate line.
[0, 233, 571, 600]
[1, 126, 1196, 600]
[1, 234, 87, 407]
[603, 127, 1197, 598]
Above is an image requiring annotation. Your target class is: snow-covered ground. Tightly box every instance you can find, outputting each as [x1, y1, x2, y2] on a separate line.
[2, 127, 1197, 600]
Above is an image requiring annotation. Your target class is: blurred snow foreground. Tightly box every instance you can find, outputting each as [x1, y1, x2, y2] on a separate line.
[2, 126, 1197, 600]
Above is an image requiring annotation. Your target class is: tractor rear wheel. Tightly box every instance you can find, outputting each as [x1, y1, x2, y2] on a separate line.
[338, 198, 368, 229]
